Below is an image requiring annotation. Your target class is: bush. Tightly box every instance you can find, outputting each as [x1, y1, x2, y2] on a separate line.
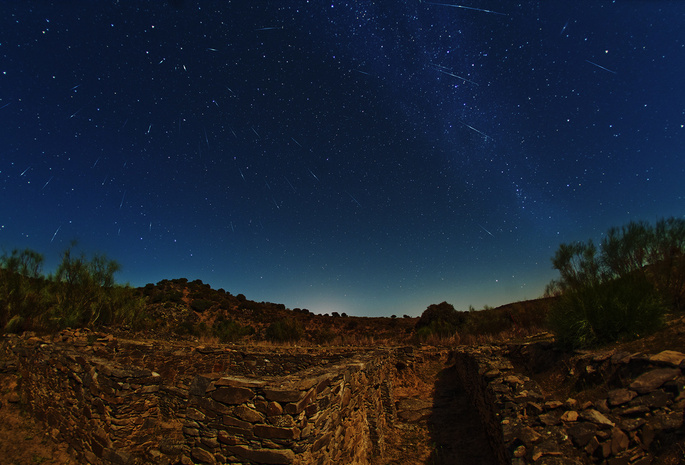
[213, 318, 254, 343]
[265, 318, 304, 343]
[414, 302, 465, 340]
[546, 218, 681, 348]
[0, 244, 145, 332]
[190, 299, 214, 312]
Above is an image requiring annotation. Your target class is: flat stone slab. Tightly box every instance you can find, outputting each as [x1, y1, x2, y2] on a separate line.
[629, 368, 681, 394]
[649, 350, 685, 367]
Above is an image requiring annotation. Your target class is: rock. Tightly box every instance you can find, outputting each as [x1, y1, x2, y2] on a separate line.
[538, 411, 561, 426]
[649, 350, 685, 367]
[633, 389, 672, 408]
[610, 427, 629, 455]
[516, 426, 543, 445]
[211, 387, 255, 405]
[629, 368, 681, 394]
[560, 410, 578, 422]
[619, 417, 645, 432]
[579, 409, 615, 428]
[513, 445, 526, 458]
[191, 447, 216, 464]
[544, 400, 563, 410]
[567, 423, 599, 447]
[607, 389, 637, 407]
[527, 401, 544, 415]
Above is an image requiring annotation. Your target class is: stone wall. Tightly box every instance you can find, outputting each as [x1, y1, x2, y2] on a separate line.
[4, 330, 683, 464]
[2, 330, 397, 465]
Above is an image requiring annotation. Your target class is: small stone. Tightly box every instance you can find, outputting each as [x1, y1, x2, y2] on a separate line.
[607, 388, 637, 406]
[580, 409, 615, 428]
[527, 401, 544, 415]
[513, 445, 526, 458]
[191, 447, 216, 464]
[560, 410, 578, 422]
[610, 427, 629, 455]
[544, 400, 563, 410]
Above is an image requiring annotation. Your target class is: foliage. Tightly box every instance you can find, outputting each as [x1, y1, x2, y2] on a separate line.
[0, 244, 145, 332]
[265, 318, 304, 343]
[414, 302, 465, 341]
[213, 317, 254, 343]
[0, 248, 45, 328]
[546, 218, 685, 348]
[190, 299, 214, 312]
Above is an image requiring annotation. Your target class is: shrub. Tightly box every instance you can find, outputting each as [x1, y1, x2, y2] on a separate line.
[415, 301, 465, 340]
[546, 218, 682, 348]
[190, 299, 214, 312]
[213, 318, 254, 343]
[265, 318, 304, 343]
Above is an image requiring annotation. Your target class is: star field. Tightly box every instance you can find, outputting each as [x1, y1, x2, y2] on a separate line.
[1, 1, 684, 316]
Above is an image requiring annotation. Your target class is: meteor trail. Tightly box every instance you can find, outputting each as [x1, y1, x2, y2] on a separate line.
[50, 224, 62, 243]
[307, 168, 319, 182]
[423, 1, 507, 16]
[42, 176, 53, 190]
[346, 191, 362, 208]
[585, 60, 617, 74]
[460, 121, 494, 141]
[431, 66, 479, 86]
[478, 224, 494, 237]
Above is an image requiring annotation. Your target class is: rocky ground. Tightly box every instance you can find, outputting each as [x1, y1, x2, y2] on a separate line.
[0, 369, 73, 464]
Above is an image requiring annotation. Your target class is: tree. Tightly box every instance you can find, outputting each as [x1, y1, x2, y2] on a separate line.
[415, 302, 465, 341]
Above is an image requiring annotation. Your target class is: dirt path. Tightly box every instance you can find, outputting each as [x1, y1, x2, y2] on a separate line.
[0, 372, 73, 465]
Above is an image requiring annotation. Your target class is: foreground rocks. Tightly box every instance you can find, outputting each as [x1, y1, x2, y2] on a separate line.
[1, 329, 684, 464]
[495, 344, 685, 464]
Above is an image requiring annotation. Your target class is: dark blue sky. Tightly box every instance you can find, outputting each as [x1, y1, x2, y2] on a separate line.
[2, 1, 684, 316]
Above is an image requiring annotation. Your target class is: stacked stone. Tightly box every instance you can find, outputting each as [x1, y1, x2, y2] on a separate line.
[2, 331, 397, 465]
[180, 357, 391, 464]
[473, 347, 685, 464]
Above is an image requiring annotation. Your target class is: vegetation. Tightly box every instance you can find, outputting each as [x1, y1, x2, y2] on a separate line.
[0, 244, 145, 333]
[546, 218, 685, 348]
[265, 318, 304, 343]
[414, 302, 465, 341]
[213, 316, 255, 343]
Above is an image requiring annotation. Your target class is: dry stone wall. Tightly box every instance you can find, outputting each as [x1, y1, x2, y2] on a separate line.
[3, 329, 684, 464]
[1, 330, 397, 465]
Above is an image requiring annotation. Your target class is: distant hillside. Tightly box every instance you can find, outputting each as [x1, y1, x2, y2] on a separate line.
[129, 278, 554, 346]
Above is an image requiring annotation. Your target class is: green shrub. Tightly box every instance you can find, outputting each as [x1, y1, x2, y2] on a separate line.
[549, 274, 665, 348]
[213, 318, 254, 342]
[414, 302, 464, 340]
[546, 218, 681, 348]
[265, 318, 304, 343]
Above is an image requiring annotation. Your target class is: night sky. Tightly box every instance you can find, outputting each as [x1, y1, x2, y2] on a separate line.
[2, 1, 684, 317]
